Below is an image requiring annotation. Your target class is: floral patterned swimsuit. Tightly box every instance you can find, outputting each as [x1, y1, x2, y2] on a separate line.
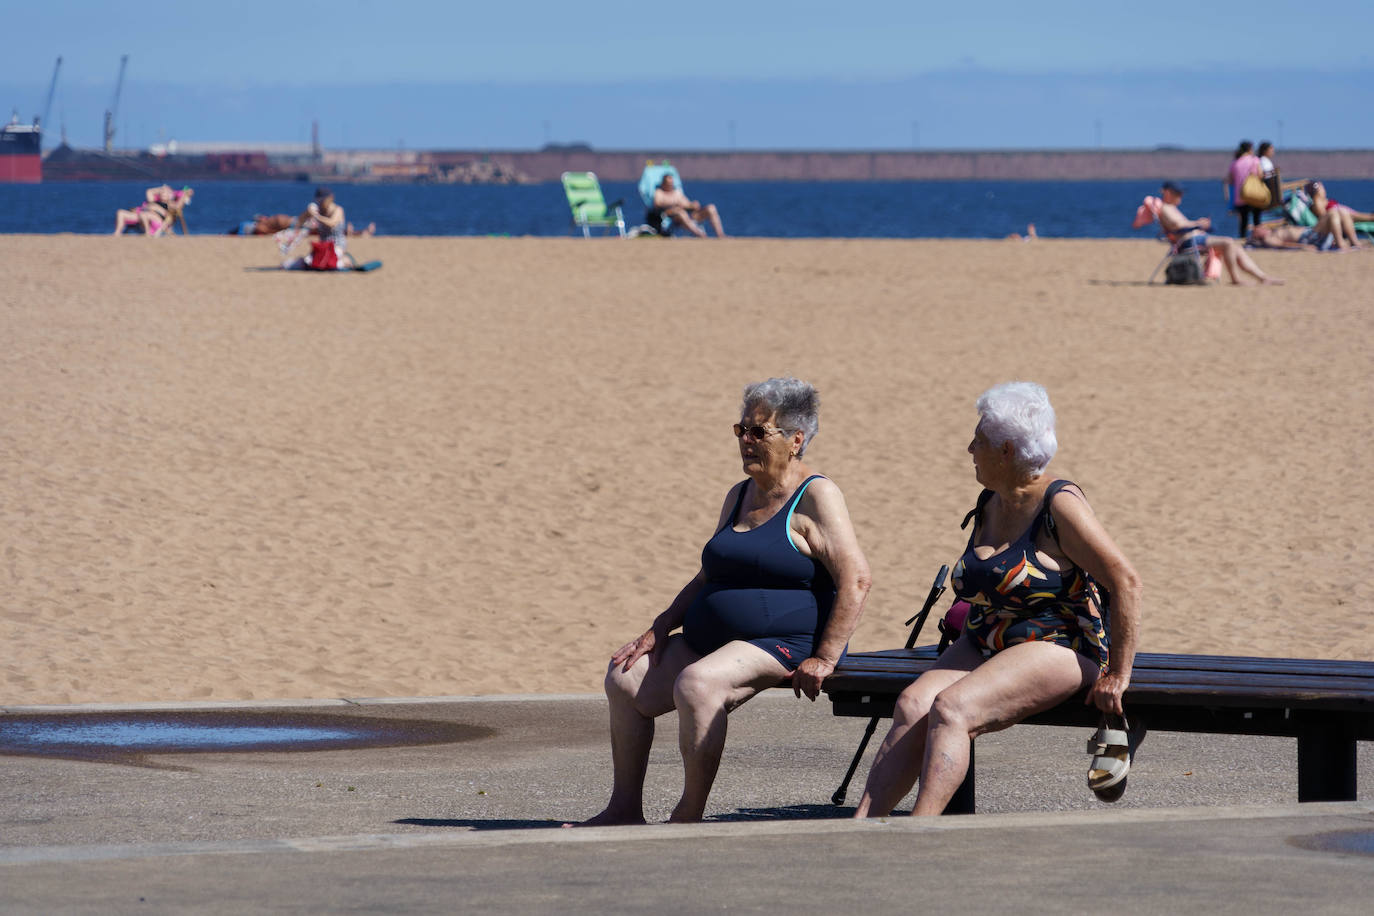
[950, 480, 1109, 672]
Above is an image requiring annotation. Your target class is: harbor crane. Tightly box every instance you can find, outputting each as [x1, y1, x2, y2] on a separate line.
[103, 54, 128, 153]
[39, 57, 61, 132]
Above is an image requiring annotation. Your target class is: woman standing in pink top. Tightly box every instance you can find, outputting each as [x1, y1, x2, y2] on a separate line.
[1227, 140, 1263, 238]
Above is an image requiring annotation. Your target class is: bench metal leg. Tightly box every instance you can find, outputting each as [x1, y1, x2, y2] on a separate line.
[1297, 729, 1357, 802]
[942, 742, 976, 815]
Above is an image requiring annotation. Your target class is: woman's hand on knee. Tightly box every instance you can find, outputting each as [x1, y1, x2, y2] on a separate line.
[610, 624, 671, 673]
[611, 628, 655, 673]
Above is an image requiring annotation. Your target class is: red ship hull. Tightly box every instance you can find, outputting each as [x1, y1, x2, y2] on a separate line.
[1, 122, 43, 183]
[0, 153, 41, 182]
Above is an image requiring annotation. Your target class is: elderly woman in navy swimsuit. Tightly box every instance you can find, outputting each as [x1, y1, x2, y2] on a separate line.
[854, 381, 1142, 817]
[581, 377, 872, 825]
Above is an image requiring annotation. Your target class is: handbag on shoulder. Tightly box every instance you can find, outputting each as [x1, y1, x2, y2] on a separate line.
[1241, 173, 1272, 209]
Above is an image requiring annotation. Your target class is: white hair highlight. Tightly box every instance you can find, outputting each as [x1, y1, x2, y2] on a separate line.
[976, 381, 1057, 475]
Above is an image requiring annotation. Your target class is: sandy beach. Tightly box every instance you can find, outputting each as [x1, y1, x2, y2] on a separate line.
[1, 234, 1371, 704]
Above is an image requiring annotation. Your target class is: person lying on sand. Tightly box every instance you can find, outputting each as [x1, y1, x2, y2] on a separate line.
[233, 214, 374, 237]
[1156, 182, 1283, 285]
[572, 377, 870, 825]
[854, 382, 1144, 816]
[1249, 215, 1363, 252]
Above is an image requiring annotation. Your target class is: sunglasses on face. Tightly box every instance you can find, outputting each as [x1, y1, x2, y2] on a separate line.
[733, 423, 788, 441]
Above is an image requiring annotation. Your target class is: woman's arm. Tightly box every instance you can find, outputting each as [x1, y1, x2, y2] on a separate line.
[1047, 487, 1143, 715]
[791, 478, 873, 699]
[610, 481, 745, 672]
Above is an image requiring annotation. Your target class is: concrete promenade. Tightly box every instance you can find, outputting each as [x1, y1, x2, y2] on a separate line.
[2, 693, 1371, 912]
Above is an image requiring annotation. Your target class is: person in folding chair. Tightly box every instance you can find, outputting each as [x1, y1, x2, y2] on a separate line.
[649, 172, 728, 238]
[1157, 182, 1283, 285]
[853, 382, 1144, 817]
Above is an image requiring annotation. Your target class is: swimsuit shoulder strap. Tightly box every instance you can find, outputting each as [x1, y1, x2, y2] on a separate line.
[1038, 479, 1081, 547]
[717, 480, 750, 532]
[780, 474, 826, 524]
[788, 474, 826, 506]
[1038, 479, 1111, 618]
[961, 488, 994, 531]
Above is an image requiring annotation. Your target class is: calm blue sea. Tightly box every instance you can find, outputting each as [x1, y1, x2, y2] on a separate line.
[3, 179, 1373, 239]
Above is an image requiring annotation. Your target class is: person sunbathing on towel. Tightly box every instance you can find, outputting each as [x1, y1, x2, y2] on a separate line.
[1249, 210, 1362, 251]
[651, 173, 727, 238]
[229, 214, 295, 235]
[282, 187, 357, 270]
[1157, 182, 1283, 285]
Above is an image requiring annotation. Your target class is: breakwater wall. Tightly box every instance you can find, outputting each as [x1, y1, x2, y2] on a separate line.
[415, 148, 1374, 182]
[40, 146, 1374, 183]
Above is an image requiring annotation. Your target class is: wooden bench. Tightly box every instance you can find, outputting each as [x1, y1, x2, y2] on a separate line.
[823, 647, 1374, 813]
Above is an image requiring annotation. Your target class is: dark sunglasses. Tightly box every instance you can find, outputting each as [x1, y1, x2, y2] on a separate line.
[733, 423, 789, 440]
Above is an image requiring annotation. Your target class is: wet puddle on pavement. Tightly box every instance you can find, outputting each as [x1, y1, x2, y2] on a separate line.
[0, 710, 494, 767]
[1289, 829, 1374, 857]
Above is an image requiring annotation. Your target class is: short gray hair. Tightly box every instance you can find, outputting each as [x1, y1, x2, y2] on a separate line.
[976, 381, 1057, 475]
[742, 377, 820, 456]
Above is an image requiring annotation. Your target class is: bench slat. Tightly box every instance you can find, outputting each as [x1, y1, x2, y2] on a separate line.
[825, 650, 1374, 715]
[843, 648, 1374, 679]
[823, 647, 1374, 808]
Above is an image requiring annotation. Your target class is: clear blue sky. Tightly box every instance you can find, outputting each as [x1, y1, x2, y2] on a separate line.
[5, 1, 1373, 150]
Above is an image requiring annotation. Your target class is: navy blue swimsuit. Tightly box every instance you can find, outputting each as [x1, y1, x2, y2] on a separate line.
[682, 476, 837, 669]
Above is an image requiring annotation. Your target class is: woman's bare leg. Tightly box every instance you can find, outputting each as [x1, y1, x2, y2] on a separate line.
[580, 636, 701, 826]
[669, 641, 788, 822]
[853, 637, 981, 817]
[1337, 210, 1365, 248]
[911, 641, 1097, 816]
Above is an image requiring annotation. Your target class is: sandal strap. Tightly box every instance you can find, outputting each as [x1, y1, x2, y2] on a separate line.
[1086, 728, 1129, 754]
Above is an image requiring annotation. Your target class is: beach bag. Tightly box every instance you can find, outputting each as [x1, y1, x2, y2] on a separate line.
[1165, 253, 1205, 285]
[306, 240, 339, 271]
[1241, 173, 1271, 209]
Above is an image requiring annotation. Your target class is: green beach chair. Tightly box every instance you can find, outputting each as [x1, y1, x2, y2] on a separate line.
[561, 171, 625, 238]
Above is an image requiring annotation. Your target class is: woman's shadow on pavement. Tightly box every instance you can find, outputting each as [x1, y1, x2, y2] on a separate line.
[394, 804, 849, 831]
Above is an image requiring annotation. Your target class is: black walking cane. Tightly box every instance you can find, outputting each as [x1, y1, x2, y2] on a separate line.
[831, 564, 949, 806]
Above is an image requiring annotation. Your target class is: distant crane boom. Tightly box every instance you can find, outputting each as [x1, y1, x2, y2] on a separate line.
[40, 57, 62, 130]
[103, 54, 128, 153]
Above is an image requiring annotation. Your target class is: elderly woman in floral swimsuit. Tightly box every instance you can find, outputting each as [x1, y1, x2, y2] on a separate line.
[854, 381, 1143, 817]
